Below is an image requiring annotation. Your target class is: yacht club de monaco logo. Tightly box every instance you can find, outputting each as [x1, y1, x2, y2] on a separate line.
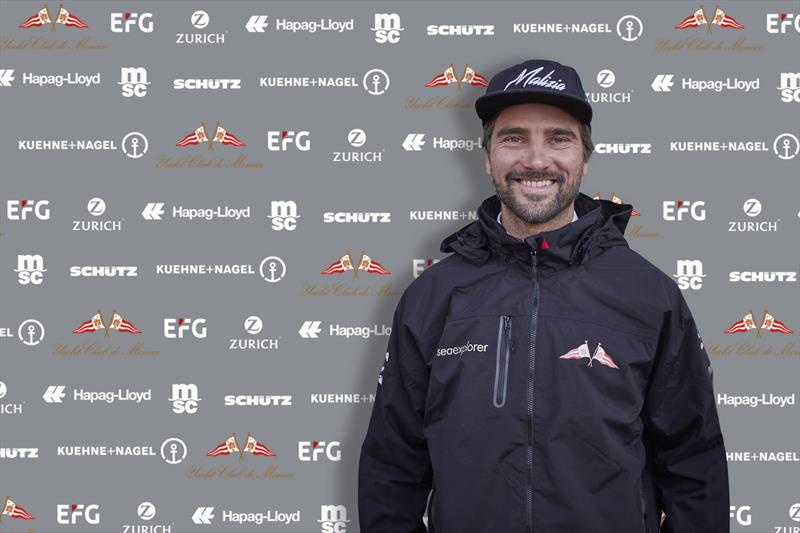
[207, 433, 276, 460]
[177, 122, 245, 149]
[321, 250, 391, 277]
[19, 4, 88, 30]
[72, 309, 141, 335]
[724, 309, 794, 335]
[425, 64, 489, 92]
[1, 496, 34, 521]
[559, 341, 620, 369]
[675, 5, 743, 31]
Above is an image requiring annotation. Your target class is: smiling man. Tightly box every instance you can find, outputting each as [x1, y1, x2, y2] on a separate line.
[359, 59, 730, 533]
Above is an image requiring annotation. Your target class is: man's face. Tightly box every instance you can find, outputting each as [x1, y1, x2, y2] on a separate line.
[484, 103, 589, 225]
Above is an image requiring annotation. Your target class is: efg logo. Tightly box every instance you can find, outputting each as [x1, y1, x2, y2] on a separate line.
[767, 13, 800, 34]
[110, 12, 154, 33]
[729, 505, 752, 526]
[7, 199, 50, 220]
[267, 130, 310, 151]
[164, 318, 207, 339]
[57, 503, 100, 525]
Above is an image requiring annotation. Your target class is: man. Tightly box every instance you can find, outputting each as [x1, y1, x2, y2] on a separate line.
[358, 59, 729, 533]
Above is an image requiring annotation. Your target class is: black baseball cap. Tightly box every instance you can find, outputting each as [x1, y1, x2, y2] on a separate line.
[475, 59, 592, 126]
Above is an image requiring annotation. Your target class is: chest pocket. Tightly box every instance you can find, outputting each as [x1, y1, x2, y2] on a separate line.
[430, 314, 515, 412]
[493, 315, 512, 408]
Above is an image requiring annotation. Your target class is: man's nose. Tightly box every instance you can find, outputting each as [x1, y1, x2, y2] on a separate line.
[517, 142, 552, 171]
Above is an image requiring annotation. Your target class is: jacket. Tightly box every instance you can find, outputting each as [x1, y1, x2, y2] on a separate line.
[358, 192, 729, 533]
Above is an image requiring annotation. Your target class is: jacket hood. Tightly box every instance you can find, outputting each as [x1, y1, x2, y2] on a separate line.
[440, 192, 632, 274]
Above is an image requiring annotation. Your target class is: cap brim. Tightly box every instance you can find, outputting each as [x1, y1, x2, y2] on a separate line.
[475, 90, 592, 126]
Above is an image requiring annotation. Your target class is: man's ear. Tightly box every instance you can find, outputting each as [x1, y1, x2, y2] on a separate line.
[581, 157, 589, 177]
[484, 150, 492, 177]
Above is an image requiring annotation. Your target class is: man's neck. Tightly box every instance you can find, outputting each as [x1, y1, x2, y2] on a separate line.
[498, 203, 577, 240]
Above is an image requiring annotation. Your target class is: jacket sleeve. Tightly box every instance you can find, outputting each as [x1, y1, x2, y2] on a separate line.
[642, 289, 730, 533]
[358, 292, 433, 533]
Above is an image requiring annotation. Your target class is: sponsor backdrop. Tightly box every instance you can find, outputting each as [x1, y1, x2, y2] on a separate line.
[0, 1, 798, 532]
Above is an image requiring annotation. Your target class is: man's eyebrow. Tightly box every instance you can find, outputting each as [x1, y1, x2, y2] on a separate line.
[494, 126, 529, 137]
[494, 126, 578, 139]
[545, 127, 578, 139]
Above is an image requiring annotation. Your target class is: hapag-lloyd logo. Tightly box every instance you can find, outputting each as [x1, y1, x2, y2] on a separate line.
[504, 67, 567, 92]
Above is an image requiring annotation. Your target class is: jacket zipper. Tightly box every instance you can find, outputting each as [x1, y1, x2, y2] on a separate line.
[639, 483, 648, 533]
[528, 250, 540, 533]
[494, 315, 512, 407]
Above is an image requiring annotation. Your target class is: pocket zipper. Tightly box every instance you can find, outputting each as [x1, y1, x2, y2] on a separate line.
[639, 484, 648, 533]
[493, 315, 512, 407]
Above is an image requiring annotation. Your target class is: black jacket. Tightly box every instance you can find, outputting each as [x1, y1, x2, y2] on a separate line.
[358, 193, 729, 533]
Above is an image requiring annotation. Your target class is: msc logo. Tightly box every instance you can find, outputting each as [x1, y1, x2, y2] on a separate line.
[319, 504, 349, 533]
[57, 503, 100, 525]
[15, 254, 46, 285]
[268, 200, 299, 231]
[170, 383, 201, 414]
[110, 12, 153, 33]
[164, 318, 207, 339]
[674, 259, 705, 290]
[266, 130, 310, 151]
[662, 200, 706, 221]
[298, 440, 341, 462]
[119, 67, 149, 97]
[372, 13, 403, 43]
[7, 200, 50, 220]
[767, 13, 800, 34]
[779, 72, 800, 103]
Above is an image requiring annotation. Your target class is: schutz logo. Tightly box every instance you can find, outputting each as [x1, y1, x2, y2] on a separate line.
[110, 12, 154, 33]
[323, 212, 391, 224]
[173, 78, 241, 90]
[427, 24, 495, 36]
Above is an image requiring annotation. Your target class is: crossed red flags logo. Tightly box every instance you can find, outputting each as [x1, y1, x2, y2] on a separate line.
[72, 309, 141, 336]
[675, 5, 744, 32]
[321, 250, 391, 278]
[177, 122, 245, 150]
[20, 4, 87, 30]
[1, 496, 34, 522]
[559, 340, 620, 370]
[207, 433, 276, 461]
[724, 309, 793, 336]
[425, 64, 489, 92]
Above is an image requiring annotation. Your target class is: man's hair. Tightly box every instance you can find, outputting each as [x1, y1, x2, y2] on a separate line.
[481, 114, 594, 162]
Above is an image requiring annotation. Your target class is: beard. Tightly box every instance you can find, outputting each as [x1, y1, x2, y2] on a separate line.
[492, 166, 582, 225]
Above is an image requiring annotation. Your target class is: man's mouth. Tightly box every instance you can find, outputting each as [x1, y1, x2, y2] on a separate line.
[514, 178, 557, 190]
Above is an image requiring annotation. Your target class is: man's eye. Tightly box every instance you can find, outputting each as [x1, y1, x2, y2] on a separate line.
[552, 136, 570, 144]
[504, 136, 523, 143]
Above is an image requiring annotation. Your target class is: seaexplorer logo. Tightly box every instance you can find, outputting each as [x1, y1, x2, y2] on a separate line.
[436, 341, 488, 357]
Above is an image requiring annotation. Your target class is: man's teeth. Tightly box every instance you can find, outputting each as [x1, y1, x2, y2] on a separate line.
[519, 179, 554, 188]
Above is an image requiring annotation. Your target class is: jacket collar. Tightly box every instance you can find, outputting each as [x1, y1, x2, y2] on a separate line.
[440, 192, 632, 275]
